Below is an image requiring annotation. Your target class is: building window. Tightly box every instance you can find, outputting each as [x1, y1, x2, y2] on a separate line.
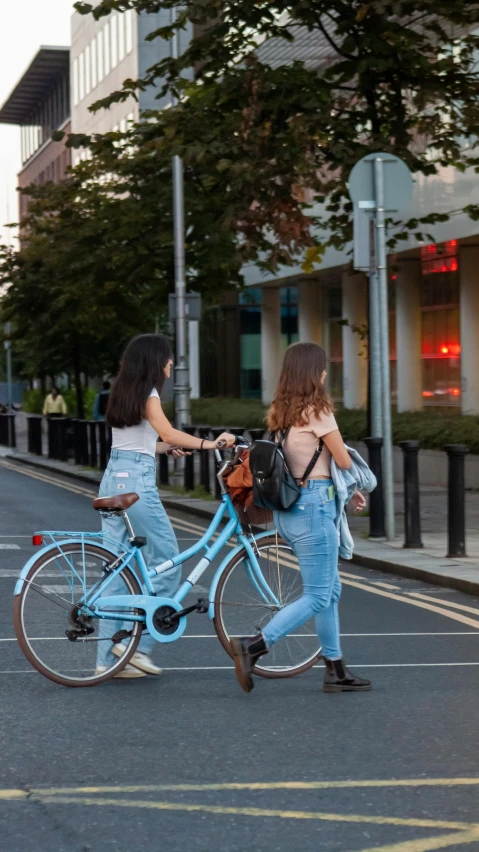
[421, 273, 460, 405]
[118, 12, 126, 61]
[73, 58, 79, 106]
[420, 243, 460, 405]
[126, 9, 133, 53]
[79, 52, 85, 100]
[91, 37, 97, 89]
[111, 14, 118, 68]
[85, 45, 91, 95]
[280, 287, 298, 350]
[97, 29, 104, 82]
[239, 289, 261, 398]
[325, 282, 343, 402]
[120, 118, 127, 133]
[104, 22, 110, 75]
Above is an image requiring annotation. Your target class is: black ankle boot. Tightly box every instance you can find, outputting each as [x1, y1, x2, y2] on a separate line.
[230, 635, 268, 693]
[323, 658, 372, 693]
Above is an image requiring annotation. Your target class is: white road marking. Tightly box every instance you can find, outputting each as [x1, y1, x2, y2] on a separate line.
[0, 632, 478, 642]
[371, 581, 401, 590]
[1, 662, 479, 674]
[0, 544, 20, 550]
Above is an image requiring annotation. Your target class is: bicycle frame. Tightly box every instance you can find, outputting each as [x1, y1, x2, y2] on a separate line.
[15, 490, 280, 645]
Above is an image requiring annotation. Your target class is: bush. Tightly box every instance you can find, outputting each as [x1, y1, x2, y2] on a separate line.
[163, 397, 268, 430]
[336, 407, 479, 454]
[166, 397, 479, 454]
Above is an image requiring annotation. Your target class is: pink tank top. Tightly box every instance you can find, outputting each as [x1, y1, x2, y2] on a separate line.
[282, 409, 338, 479]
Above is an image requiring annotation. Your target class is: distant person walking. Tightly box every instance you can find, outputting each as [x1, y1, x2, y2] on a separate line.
[42, 387, 67, 417]
[93, 381, 111, 421]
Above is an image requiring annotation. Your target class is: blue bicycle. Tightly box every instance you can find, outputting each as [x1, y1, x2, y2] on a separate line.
[13, 442, 321, 687]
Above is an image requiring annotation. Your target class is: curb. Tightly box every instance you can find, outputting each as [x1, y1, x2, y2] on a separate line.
[351, 552, 479, 597]
[5, 452, 479, 597]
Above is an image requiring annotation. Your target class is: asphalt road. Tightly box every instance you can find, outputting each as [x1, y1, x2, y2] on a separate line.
[1, 458, 479, 852]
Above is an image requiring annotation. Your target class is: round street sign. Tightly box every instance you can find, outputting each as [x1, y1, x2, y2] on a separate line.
[348, 152, 413, 212]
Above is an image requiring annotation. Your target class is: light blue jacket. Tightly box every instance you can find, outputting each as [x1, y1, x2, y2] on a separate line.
[330, 446, 377, 560]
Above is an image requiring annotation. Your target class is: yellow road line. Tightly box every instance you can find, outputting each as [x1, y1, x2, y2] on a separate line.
[0, 790, 28, 800]
[26, 778, 479, 795]
[354, 829, 479, 852]
[340, 578, 479, 629]
[22, 795, 478, 831]
[407, 592, 479, 617]
[4, 459, 479, 630]
[0, 460, 94, 498]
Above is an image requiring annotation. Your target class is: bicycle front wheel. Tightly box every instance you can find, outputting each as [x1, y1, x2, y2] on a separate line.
[14, 542, 143, 687]
[214, 534, 321, 678]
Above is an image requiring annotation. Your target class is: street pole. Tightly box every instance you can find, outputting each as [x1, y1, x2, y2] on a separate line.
[171, 6, 190, 429]
[4, 322, 12, 412]
[368, 218, 382, 438]
[374, 157, 395, 540]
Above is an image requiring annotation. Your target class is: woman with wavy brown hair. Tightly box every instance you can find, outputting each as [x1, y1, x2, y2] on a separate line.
[231, 342, 371, 694]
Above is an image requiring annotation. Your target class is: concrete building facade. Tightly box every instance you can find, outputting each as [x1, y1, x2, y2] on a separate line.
[70, 8, 191, 157]
[0, 47, 72, 221]
[232, 26, 479, 415]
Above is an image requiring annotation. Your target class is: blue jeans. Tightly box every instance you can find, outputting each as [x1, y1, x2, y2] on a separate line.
[262, 480, 342, 661]
[96, 449, 180, 667]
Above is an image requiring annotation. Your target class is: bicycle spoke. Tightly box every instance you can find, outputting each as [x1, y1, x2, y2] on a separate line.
[15, 544, 143, 686]
[216, 539, 321, 677]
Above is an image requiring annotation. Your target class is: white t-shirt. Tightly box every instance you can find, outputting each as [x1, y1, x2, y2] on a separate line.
[111, 389, 160, 458]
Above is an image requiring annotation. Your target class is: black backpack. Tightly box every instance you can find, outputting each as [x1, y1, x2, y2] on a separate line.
[249, 430, 323, 512]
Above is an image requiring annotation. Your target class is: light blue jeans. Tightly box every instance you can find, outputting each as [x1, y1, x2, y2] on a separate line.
[96, 449, 180, 667]
[262, 480, 342, 661]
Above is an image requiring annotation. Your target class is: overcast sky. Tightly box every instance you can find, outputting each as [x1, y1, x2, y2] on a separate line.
[0, 1, 72, 246]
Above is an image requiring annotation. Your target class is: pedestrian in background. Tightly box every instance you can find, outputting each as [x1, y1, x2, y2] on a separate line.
[231, 341, 372, 695]
[93, 380, 110, 421]
[42, 387, 67, 417]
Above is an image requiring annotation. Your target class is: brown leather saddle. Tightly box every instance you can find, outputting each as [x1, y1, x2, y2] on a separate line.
[92, 492, 139, 512]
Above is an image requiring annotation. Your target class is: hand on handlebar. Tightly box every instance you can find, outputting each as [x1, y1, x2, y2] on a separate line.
[212, 432, 236, 449]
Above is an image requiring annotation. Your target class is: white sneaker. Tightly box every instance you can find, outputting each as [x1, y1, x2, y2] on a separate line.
[95, 664, 147, 679]
[112, 643, 163, 676]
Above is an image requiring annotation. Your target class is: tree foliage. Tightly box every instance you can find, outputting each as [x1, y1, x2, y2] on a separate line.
[0, 112, 247, 412]
[74, 0, 479, 251]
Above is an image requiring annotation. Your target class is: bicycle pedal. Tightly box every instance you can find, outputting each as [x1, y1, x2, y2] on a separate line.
[196, 598, 208, 614]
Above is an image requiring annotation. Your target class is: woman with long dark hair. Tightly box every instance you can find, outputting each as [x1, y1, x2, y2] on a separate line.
[231, 342, 371, 694]
[96, 334, 234, 678]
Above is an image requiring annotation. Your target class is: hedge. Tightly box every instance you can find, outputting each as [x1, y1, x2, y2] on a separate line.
[164, 397, 479, 454]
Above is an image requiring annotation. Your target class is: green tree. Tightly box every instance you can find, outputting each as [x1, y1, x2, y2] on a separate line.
[74, 0, 479, 256]
[0, 117, 246, 412]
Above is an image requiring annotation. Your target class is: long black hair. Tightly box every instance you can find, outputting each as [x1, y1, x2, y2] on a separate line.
[107, 334, 172, 428]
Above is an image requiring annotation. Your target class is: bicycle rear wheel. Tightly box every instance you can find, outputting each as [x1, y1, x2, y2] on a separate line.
[13, 542, 143, 687]
[214, 534, 321, 678]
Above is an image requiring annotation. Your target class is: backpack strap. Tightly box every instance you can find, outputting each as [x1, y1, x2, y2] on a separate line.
[299, 439, 323, 487]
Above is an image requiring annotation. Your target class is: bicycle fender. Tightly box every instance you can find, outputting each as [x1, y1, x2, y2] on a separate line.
[207, 530, 274, 620]
[13, 538, 118, 596]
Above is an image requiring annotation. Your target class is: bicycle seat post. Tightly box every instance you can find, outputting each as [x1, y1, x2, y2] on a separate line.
[122, 510, 136, 542]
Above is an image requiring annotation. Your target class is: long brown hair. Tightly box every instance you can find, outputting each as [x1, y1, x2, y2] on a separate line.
[107, 334, 172, 428]
[267, 342, 333, 432]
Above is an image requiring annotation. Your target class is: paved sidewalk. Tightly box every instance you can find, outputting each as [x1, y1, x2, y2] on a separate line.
[3, 446, 479, 595]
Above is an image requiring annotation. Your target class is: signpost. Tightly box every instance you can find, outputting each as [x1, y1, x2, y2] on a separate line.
[171, 6, 191, 429]
[4, 322, 12, 412]
[349, 153, 413, 541]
